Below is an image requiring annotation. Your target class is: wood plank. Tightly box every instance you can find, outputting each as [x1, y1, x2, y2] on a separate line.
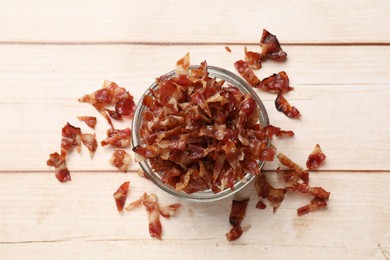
[0, 45, 389, 171]
[0, 172, 389, 259]
[0, 0, 389, 44]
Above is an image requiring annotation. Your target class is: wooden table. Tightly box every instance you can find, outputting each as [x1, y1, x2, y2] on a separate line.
[1, 1, 389, 259]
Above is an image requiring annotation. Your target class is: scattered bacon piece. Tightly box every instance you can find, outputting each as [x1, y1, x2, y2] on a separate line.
[77, 116, 97, 128]
[225, 46, 232, 53]
[101, 128, 131, 148]
[262, 125, 294, 139]
[234, 60, 260, 87]
[244, 47, 262, 70]
[256, 200, 267, 209]
[81, 133, 97, 158]
[61, 123, 82, 157]
[159, 203, 181, 218]
[225, 225, 251, 242]
[254, 173, 286, 212]
[258, 71, 293, 94]
[276, 130, 295, 138]
[259, 29, 287, 61]
[229, 199, 249, 226]
[277, 153, 309, 185]
[275, 94, 301, 118]
[109, 149, 132, 172]
[79, 80, 136, 127]
[137, 168, 149, 179]
[287, 183, 330, 200]
[176, 53, 190, 75]
[297, 197, 327, 216]
[113, 181, 130, 212]
[143, 194, 162, 239]
[125, 193, 147, 211]
[46, 152, 71, 182]
[306, 144, 326, 170]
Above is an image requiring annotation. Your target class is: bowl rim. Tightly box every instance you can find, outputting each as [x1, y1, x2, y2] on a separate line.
[132, 65, 270, 202]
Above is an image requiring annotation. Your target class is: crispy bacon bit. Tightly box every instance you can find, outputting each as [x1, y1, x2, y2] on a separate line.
[61, 123, 82, 157]
[134, 55, 271, 194]
[225, 46, 232, 53]
[46, 152, 71, 182]
[234, 60, 260, 87]
[79, 80, 136, 127]
[159, 203, 181, 218]
[113, 181, 130, 212]
[77, 116, 97, 128]
[259, 29, 287, 61]
[229, 199, 249, 226]
[225, 225, 251, 242]
[101, 128, 131, 148]
[81, 133, 97, 158]
[109, 149, 132, 172]
[276, 130, 295, 138]
[125, 193, 147, 211]
[306, 144, 326, 170]
[256, 200, 267, 209]
[287, 183, 330, 200]
[143, 194, 162, 239]
[277, 153, 309, 185]
[244, 47, 262, 70]
[176, 53, 190, 75]
[275, 94, 301, 118]
[262, 125, 294, 139]
[297, 197, 327, 216]
[254, 173, 286, 212]
[258, 71, 293, 94]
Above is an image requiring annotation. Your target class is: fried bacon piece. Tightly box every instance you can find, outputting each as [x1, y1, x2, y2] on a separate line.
[61, 123, 82, 157]
[135, 55, 271, 194]
[275, 94, 301, 118]
[262, 125, 294, 139]
[256, 200, 267, 209]
[297, 197, 327, 216]
[125, 192, 147, 211]
[306, 144, 326, 170]
[287, 183, 330, 200]
[143, 194, 162, 239]
[77, 116, 97, 128]
[254, 174, 286, 212]
[258, 71, 293, 94]
[81, 133, 97, 158]
[234, 60, 260, 87]
[159, 203, 181, 218]
[226, 199, 250, 242]
[79, 80, 136, 127]
[225, 46, 232, 53]
[176, 52, 190, 75]
[244, 47, 262, 70]
[259, 29, 287, 61]
[46, 152, 71, 182]
[101, 128, 131, 148]
[113, 181, 130, 211]
[277, 153, 309, 185]
[109, 149, 132, 172]
[229, 199, 249, 226]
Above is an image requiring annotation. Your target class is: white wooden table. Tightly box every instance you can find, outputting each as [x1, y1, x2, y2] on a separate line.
[1, 1, 389, 259]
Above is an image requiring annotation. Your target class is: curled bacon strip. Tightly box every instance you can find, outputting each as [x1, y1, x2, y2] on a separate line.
[244, 47, 262, 70]
[297, 197, 327, 216]
[77, 116, 97, 128]
[306, 144, 326, 170]
[234, 60, 260, 87]
[46, 152, 71, 182]
[113, 181, 130, 212]
[101, 128, 131, 148]
[109, 149, 132, 172]
[275, 94, 301, 118]
[259, 29, 287, 61]
[258, 71, 293, 94]
[277, 153, 309, 185]
[226, 199, 250, 241]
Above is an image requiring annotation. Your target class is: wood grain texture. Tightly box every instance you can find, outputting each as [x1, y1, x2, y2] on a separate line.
[1, 0, 390, 259]
[0, 0, 389, 44]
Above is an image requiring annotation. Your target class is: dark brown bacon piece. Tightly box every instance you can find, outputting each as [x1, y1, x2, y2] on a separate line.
[234, 60, 260, 87]
[258, 71, 293, 94]
[46, 152, 71, 182]
[109, 149, 132, 172]
[225, 46, 232, 53]
[306, 144, 327, 170]
[254, 174, 286, 212]
[244, 47, 262, 70]
[113, 181, 130, 212]
[275, 94, 301, 118]
[297, 197, 327, 216]
[225, 226, 251, 242]
[77, 116, 97, 128]
[229, 199, 249, 226]
[101, 128, 131, 148]
[259, 29, 287, 61]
